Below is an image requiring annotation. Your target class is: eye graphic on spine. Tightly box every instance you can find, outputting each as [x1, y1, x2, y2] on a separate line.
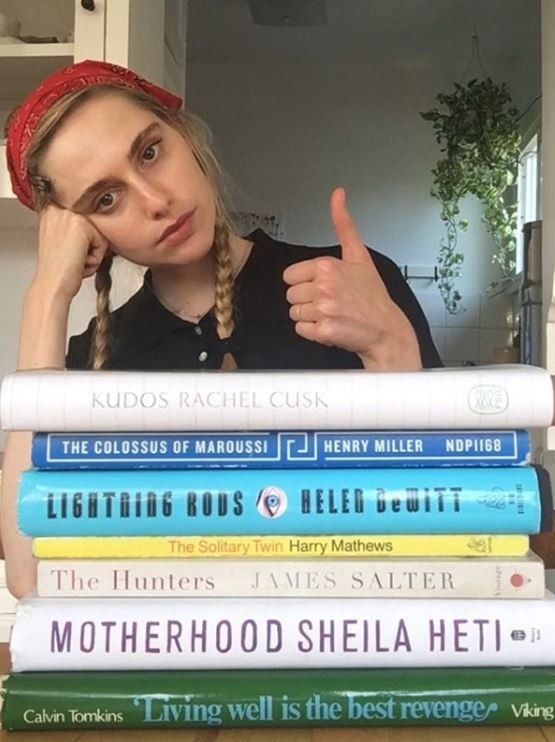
[256, 486, 288, 518]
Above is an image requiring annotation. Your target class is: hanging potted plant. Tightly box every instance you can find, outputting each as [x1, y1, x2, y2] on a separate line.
[420, 77, 521, 313]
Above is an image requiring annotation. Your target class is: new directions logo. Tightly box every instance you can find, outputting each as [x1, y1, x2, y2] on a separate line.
[467, 385, 508, 415]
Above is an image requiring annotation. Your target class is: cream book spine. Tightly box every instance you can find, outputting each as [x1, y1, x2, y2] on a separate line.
[36, 555, 545, 599]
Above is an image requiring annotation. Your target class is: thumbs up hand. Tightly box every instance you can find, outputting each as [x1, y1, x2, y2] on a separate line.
[283, 187, 422, 370]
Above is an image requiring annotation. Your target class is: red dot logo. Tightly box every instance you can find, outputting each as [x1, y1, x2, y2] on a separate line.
[510, 573, 525, 588]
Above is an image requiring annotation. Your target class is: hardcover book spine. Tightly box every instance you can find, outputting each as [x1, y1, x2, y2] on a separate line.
[4, 666, 555, 729]
[17, 466, 552, 537]
[30, 430, 532, 469]
[9, 594, 555, 671]
[32, 534, 531, 559]
[36, 556, 545, 599]
[2, 365, 553, 431]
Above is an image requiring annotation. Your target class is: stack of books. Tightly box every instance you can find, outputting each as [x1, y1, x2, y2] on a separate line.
[1, 364, 555, 731]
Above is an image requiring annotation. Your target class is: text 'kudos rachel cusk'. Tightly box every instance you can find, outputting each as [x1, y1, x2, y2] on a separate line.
[91, 391, 328, 409]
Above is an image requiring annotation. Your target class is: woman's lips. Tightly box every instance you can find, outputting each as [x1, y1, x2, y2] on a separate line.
[157, 210, 195, 246]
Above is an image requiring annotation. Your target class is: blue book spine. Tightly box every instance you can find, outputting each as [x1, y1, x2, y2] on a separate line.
[17, 466, 551, 537]
[31, 430, 531, 470]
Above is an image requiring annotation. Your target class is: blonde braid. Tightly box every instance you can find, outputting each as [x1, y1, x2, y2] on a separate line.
[213, 220, 237, 370]
[89, 253, 114, 369]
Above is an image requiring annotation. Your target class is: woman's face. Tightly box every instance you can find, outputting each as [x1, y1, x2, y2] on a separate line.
[39, 92, 217, 266]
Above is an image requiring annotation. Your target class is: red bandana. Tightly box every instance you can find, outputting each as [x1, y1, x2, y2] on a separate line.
[5, 59, 183, 210]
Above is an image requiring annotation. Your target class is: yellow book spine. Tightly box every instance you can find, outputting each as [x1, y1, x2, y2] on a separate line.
[33, 534, 529, 559]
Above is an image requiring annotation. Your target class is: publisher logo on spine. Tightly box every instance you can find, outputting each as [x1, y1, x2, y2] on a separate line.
[256, 486, 288, 518]
[511, 630, 526, 641]
[467, 385, 508, 414]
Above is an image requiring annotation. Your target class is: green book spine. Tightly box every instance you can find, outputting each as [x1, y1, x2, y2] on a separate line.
[2, 667, 555, 729]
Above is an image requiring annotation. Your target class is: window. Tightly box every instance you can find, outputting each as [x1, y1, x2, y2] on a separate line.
[516, 133, 540, 274]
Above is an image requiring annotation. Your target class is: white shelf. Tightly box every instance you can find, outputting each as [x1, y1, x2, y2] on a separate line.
[0, 43, 74, 58]
[0, 140, 14, 200]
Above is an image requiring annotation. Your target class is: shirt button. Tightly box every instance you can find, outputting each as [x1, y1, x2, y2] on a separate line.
[198, 351, 208, 362]
[194, 326, 202, 335]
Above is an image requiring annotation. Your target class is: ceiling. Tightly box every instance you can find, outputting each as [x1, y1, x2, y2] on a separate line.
[186, 0, 540, 67]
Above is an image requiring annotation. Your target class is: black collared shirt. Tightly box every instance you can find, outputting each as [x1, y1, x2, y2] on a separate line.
[66, 229, 442, 370]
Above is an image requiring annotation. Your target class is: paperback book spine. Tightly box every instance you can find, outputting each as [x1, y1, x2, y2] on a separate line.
[1, 365, 552, 431]
[4, 666, 555, 729]
[9, 594, 555, 671]
[17, 466, 552, 536]
[33, 534, 530, 559]
[36, 555, 545, 599]
[30, 429, 531, 469]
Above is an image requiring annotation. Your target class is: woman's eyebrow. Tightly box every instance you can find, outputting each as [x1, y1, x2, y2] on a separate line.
[71, 121, 162, 211]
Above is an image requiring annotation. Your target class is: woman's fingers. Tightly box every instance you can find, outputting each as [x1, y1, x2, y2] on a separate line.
[289, 302, 320, 324]
[285, 281, 315, 306]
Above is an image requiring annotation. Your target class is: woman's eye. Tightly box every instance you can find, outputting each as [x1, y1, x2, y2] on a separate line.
[142, 140, 161, 162]
[94, 192, 117, 213]
[98, 193, 115, 209]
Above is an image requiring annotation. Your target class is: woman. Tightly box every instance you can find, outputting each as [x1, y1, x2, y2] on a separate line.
[1, 60, 441, 596]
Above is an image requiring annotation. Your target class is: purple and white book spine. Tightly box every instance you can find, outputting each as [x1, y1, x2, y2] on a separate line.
[10, 593, 555, 671]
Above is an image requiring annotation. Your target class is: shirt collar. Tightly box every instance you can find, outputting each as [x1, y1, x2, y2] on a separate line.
[110, 271, 193, 360]
[109, 233, 264, 361]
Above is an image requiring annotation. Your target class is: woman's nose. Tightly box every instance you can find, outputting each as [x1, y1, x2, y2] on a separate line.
[135, 178, 172, 218]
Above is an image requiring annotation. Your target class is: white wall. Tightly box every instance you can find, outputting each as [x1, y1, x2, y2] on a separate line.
[188, 61, 487, 263]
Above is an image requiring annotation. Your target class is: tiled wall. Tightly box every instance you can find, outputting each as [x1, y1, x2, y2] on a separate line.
[416, 290, 517, 366]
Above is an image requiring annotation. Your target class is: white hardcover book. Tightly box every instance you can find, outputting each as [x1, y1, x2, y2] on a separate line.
[1, 365, 552, 431]
[36, 555, 545, 599]
[9, 593, 555, 671]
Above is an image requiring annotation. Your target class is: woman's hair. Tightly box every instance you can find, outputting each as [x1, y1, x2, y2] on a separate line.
[21, 84, 237, 370]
